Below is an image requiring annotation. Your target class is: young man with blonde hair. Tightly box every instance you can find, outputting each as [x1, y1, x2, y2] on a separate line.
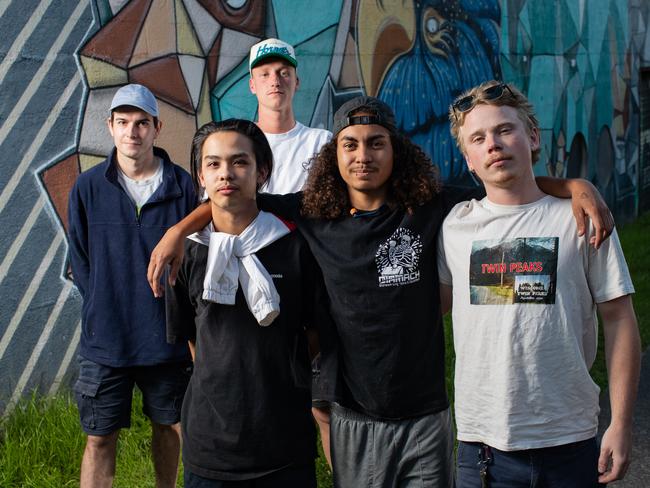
[439, 80, 640, 486]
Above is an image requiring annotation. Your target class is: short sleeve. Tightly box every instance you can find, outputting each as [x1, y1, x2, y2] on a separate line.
[586, 228, 634, 303]
[440, 184, 484, 216]
[257, 192, 301, 221]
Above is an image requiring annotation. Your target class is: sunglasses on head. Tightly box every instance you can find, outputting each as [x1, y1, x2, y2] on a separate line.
[452, 83, 515, 118]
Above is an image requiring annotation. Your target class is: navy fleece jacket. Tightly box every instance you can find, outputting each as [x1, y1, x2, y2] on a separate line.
[68, 147, 196, 367]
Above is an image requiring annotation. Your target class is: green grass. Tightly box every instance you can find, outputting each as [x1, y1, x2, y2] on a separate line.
[1, 212, 648, 487]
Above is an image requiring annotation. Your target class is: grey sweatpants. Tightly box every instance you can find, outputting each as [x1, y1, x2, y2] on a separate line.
[330, 404, 454, 488]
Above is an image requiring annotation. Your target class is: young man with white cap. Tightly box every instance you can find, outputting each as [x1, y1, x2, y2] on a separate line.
[248, 38, 332, 194]
[67, 84, 196, 488]
[248, 37, 334, 464]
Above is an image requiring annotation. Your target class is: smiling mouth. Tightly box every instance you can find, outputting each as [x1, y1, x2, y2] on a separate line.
[352, 167, 376, 177]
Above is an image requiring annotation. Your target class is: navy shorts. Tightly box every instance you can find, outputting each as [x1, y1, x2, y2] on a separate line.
[74, 356, 192, 436]
[184, 463, 316, 488]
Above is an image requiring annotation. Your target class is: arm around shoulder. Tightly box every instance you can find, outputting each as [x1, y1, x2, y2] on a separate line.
[148, 202, 212, 297]
[536, 176, 614, 248]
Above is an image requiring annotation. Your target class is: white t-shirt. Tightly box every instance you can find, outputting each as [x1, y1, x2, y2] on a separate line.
[261, 122, 331, 194]
[437, 195, 634, 451]
[117, 158, 163, 212]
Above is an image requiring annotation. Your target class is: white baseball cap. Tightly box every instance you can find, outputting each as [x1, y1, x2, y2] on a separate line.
[249, 38, 297, 72]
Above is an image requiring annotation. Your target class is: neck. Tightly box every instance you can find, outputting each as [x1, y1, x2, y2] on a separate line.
[348, 189, 387, 213]
[211, 202, 259, 235]
[116, 151, 158, 180]
[256, 105, 296, 134]
[485, 180, 546, 205]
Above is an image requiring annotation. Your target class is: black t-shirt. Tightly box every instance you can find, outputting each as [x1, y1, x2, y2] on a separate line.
[166, 230, 321, 480]
[260, 187, 478, 420]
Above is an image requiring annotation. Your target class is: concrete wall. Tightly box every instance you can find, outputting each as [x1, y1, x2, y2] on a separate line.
[0, 0, 649, 411]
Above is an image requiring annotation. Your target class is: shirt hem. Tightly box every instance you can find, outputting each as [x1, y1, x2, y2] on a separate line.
[457, 428, 598, 451]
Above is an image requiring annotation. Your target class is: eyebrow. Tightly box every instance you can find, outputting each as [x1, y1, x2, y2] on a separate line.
[114, 116, 151, 123]
[339, 133, 388, 143]
[467, 122, 514, 139]
[203, 152, 251, 161]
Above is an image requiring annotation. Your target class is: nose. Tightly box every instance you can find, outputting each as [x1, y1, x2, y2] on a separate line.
[269, 72, 280, 86]
[126, 122, 138, 138]
[486, 131, 502, 152]
[217, 162, 233, 180]
[357, 143, 373, 163]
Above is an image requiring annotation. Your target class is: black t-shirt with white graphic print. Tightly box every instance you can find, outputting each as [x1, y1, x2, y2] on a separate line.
[259, 187, 479, 420]
[166, 231, 322, 480]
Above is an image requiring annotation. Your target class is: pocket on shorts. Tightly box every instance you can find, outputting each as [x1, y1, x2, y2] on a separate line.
[74, 376, 101, 431]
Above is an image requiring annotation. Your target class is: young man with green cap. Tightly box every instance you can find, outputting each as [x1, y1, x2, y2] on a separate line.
[249, 37, 334, 463]
[248, 38, 331, 194]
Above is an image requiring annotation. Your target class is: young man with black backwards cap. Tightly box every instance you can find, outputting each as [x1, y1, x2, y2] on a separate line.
[147, 95, 613, 486]
[67, 84, 196, 487]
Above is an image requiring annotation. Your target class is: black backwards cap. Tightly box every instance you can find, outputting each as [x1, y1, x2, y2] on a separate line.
[332, 96, 397, 136]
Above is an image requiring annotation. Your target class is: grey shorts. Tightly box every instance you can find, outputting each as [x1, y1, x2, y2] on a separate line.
[330, 404, 454, 488]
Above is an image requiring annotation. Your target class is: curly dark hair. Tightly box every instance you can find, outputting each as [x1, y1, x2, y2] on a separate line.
[300, 133, 441, 219]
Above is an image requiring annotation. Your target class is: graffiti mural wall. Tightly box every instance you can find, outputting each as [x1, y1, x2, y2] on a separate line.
[0, 0, 649, 409]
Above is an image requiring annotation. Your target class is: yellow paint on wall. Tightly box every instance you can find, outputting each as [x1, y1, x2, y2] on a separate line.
[176, 0, 203, 56]
[130, 0, 176, 67]
[80, 153, 106, 172]
[80, 56, 127, 88]
[197, 73, 212, 127]
[357, 0, 416, 96]
[157, 100, 198, 172]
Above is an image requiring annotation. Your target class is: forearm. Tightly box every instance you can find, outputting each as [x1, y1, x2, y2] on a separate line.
[601, 296, 641, 427]
[188, 340, 196, 361]
[171, 201, 212, 237]
[536, 176, 582, 198]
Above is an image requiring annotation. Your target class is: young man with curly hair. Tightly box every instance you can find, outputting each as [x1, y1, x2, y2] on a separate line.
[147, 96, 613, 487]
[438, 80, 640, 487]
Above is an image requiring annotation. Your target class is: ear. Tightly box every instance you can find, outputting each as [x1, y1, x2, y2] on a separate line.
[295, 75, 300, 92]
[198, 168, 206, 190]
[154, 119, 162, 139]
[464, 154, 475, 173]
[107, 117, 114, 137]
[530, 127, 540, 151]
[249, 76, 256, 95]
[256, 166, 269, 187]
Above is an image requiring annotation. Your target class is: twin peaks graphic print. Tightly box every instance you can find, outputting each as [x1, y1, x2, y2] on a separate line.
[375, 228, 423, 287]
[470, 237, 559, 304]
